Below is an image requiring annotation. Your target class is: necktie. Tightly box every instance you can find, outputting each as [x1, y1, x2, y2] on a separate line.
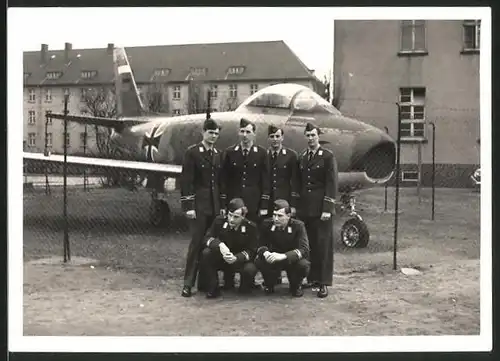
[243, 149, 248, 158]
[308, 151, 314, 162]
[272, 151, 277, 163]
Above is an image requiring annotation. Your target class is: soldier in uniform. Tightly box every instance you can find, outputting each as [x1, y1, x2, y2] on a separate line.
[297, 122, 338, 298]
[266, 125, 300, 216]
[221, 117, 270, 223]
[180, 118, 223, 298]
[200, 198, 259, 298]
[255, 199, 310, 297]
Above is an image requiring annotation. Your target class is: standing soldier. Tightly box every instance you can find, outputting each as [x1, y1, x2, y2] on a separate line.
[180, 117, 223, 298]
[255, 199, 310, 297]
[266, 125, 300, 216]
[220, 117, 270, 223]
[297, 122, 338, 298]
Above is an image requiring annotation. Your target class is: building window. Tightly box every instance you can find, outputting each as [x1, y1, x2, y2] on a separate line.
[80, 88, 87, 102]
[401, 170, 419, 182]
[399, 87, 426, 140]
[210, 85, 218, 99]
[62, 133, 70, 148]
[229, 84, 238, 98]
[45, 89, 52, 102]
[173, 86, 181, 100]
[463, 20, 481, 51]
[45, 110, 52, 125]
[28, 133, 36, 147]
[28, 110, 36, 125]
[45, 133, 52, 148]
[28, 89, 35, 102]
[190, 67, 207, 76]
[80, 132, 88, 150]
[81, 70, 97, 79]
[46, 71, 62, 79]
[153, 68, 171, 77]
[228, 66, 245, 75]
[250, 84, 259, 95]
[172, 109, 181, 116]
[400, 20, 426, 53]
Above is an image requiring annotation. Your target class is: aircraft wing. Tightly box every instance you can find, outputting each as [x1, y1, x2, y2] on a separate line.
[23, 152, 182, 177]
[47, 113, 149, 129]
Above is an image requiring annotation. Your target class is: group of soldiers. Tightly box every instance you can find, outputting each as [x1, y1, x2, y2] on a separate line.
[180, 116, 338, 299]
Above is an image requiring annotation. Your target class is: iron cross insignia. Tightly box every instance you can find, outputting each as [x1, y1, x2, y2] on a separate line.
[143, 124, 163, 162]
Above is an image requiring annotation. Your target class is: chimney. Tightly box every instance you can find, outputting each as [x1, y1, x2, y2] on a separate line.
[40, 44, 48, 63]
[64, 42, 72, 63]
[107, 43, 114, 54]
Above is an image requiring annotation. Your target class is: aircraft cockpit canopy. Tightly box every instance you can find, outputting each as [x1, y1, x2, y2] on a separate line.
[236, 83, 342, 115]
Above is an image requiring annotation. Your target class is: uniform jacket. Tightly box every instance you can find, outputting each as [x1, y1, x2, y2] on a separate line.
[180, 142, 223, 216]
[266, 147, 300, 209]
[257, 217, 310, 263]
[204, 215, 259, 263]
[220, 144, 270, 215]
[297, 146, 338, 217]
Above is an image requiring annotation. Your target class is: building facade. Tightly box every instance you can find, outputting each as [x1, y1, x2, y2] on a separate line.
[24, 41, 322, 155]
[334, 20, 481, 187]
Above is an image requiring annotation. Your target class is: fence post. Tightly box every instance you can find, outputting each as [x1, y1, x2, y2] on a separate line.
[44, 111, 51, 195]
[383, 126, 389, 211]
[63, 92, 71, 262]
[430, 122, 436, 220]
[393, 103, 402, 271]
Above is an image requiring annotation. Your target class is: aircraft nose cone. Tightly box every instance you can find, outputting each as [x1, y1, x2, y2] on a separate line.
[351, 128, 396, 180]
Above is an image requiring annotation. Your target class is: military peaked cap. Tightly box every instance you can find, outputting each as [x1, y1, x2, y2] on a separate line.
[228, 197, 246, 212]
[273, 199, 291, 214]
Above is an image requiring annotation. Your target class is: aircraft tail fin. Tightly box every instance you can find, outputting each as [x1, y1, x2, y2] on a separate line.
[113, 47, 146, 117]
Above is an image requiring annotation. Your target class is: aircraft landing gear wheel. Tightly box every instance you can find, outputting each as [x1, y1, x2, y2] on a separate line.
[150, 199, 171, 228]
[341, 217, 369, 248]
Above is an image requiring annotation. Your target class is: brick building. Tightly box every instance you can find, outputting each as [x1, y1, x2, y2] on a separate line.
[23, 41, 323, 155]
[334, 20, 481, 187]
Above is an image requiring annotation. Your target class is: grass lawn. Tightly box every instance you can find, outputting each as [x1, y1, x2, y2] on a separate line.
[22, 185, 481, 336]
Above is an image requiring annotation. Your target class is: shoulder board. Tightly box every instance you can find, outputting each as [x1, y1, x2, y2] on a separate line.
[241, 225, 246, 233]
[253, 146, 258, 153]
[234, 145, 240, 151]
[318, 150, 323, 156]
[282, 148, 287, 155]
[199, 146, 205, 153]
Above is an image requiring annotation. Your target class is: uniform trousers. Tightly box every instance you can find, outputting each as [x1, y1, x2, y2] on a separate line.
[200, 247, 258, 292]
[301, 217, 334, 286]
[255, 258, 310, 289]
[183, 213, 215, 291]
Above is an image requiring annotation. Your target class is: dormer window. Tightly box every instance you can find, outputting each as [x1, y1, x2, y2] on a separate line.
[190, 67, 207, 76]
[46, 71, 62, 79]
[81, 70, 97, 79]
[228, 66, 245, 75]
[153, 68, 171, 77]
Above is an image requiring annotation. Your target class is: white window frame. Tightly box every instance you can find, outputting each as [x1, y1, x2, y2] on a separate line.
[28, 133, 36, 147]
[463, 20, 481, 51]
[400, 20, 427, 53]
[46, 71, 61, 80]
[45, 110, 52, 125]
[172, 109, 181, 116]
[28, 89, 36, 102]
[28, 110, 36, 125]
[173, 86, 181, 100]
[399, 87, 426, 141]
[210, 85, 218, 99]
[229, 84, 238, 98]
[401, 170, 420, 182]
[45, 88, 52, 102]
[154, 68, 170, 77]
[250, 84, 259, 95]
[46, 133, 53, 148]
[81, 70, 97, 79]
[62, 132, 70, 148]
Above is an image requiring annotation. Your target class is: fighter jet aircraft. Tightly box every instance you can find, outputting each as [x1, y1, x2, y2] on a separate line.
[23, 47, 396, 248]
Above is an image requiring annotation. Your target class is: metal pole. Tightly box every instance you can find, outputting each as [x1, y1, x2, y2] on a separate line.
[383, 126, 389, 211]
[44, 111, 51, 195]
[63, 94, 71, 262]
[431, 122, 436, 221]
[393, 103, 402, 271]
[83, 124, 88, 191]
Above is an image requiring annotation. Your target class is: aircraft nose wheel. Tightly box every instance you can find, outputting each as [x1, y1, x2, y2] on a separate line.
[340, 217, 369, 248]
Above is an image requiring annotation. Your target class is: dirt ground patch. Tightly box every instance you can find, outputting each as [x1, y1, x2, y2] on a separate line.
[23, 256, 480, 336]
[22, 186, 481, 336]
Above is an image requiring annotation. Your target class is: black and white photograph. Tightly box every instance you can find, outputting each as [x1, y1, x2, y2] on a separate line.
[8, 6, 492, 353]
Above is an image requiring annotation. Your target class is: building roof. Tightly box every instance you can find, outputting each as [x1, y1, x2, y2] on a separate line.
[23, 40, 316, 86]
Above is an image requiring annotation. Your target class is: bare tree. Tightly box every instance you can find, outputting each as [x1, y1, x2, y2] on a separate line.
[140, 83, 170, 113]
[187, 76, 207, 114]
[217, 93, 239, 112]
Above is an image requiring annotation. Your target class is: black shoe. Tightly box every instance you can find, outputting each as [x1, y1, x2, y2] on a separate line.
[302, 281, 318, 289]
[181, 286, 192, 297]
[206, 288, 221, 299]
[317, 285, 328, 298]
[264, 285, 275, 294]
[251, 282, 262, 290]
[291, 286, 304, 297]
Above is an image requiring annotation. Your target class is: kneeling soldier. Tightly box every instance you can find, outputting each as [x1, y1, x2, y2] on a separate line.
[200, 198, 259, 298]
[255, 199, 310, 297]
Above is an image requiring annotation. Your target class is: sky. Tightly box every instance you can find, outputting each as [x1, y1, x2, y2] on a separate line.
[12, 7, 335, 80]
